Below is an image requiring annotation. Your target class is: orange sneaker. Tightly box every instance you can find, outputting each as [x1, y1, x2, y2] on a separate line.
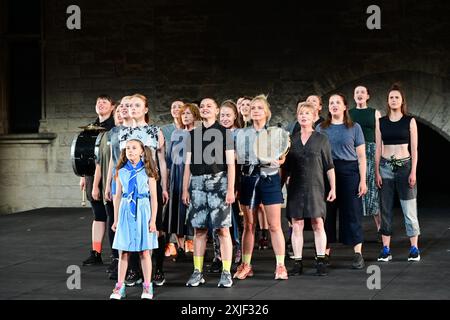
[235, 263, 254, 280]
[185, 240, 194, 253]
[274, 265, 288, 280]
[165, 243, 176, 257]
[170, 243, 177, 256]
[233, 263, 244, 279]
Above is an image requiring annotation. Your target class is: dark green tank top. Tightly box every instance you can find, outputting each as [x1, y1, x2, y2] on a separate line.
[349, 107, 376, 143]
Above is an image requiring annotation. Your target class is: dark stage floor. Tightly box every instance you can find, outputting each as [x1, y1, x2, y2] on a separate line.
[0, 206, 449, 300]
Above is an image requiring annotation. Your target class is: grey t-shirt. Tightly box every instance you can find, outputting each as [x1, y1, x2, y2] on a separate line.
[316, 123, 365, 161]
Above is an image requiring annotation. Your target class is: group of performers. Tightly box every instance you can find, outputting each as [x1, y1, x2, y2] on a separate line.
[77, 83, 420, 300]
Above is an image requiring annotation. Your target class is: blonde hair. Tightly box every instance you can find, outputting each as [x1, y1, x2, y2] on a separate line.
[120, 96, 132, 103]
[251, 94, 272, 122]
[296, 101, 315, 115]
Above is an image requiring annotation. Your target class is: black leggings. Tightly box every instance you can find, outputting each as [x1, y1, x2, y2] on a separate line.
[105, 201, 118, 259]
[153, 183, 166, 272]
[91, 200, 107, 222]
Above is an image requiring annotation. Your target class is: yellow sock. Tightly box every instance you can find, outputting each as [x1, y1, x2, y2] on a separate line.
[193, 255, 204, 272]
[276, 255, 285, 266]
[222, 260, 231, 272]
[242, 254, 252, 265]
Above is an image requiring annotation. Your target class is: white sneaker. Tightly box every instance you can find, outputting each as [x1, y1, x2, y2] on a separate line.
[110, 283, 126, 300]
[141, 283, 153, 300]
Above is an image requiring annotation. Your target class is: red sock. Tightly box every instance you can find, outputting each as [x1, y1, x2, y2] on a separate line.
[93, 242, 102, 253]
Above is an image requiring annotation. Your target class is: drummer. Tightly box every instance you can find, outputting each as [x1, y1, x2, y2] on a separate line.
[80, 94, 115, 267]
[234, 94, 289, 280]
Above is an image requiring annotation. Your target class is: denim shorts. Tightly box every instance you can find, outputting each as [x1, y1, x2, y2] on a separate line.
[239, 173, 284, 209]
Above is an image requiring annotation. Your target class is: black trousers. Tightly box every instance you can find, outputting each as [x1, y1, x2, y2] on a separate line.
[325, 160, 364, 246]
[105, 201, 118, 259]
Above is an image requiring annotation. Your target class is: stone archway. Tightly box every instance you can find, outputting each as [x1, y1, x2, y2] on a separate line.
[318, 70, 450, 142]
[318, 69, 450, 204]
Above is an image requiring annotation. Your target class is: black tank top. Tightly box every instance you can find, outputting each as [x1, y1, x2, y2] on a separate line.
[379, 115, 412, 145]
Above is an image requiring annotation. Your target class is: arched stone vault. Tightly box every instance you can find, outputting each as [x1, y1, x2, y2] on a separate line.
[313, 66, 450, 141]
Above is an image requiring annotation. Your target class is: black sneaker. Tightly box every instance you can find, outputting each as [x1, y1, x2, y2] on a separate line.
[316, 261, 328, 276]
[288, 260, 303, 276]
[125, 269, 143, 287]
[323, 254, 331, 267]
[352, 253, 365, 269]
[208, 259, 222, 273]
[315, 259, 328, 276]
[153, 269, 166, 286]
[82, 250, 103, 266]
[106, 258, 119, 273]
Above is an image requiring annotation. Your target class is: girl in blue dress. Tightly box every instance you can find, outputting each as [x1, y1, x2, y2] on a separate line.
[110, 136, 159, 300]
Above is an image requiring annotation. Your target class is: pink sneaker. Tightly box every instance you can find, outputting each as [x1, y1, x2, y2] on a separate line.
[165, 243, 176, 257]
[235, 263, 254, 280]
[274, 265, 288, 280]
[233, 263, 244, 279]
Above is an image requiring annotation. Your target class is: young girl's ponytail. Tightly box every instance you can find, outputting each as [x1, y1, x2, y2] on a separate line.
[143, 146, 159, 180]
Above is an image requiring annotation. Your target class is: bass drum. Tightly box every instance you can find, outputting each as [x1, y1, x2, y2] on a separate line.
[71, 131, 104, 176]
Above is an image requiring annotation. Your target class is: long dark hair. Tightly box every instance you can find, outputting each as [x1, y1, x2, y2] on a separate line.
[115, 141, 159, 181]
[320, 93, 354, 129]
[387, 83, 408, 116]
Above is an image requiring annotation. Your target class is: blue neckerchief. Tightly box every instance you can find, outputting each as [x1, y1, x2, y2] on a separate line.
[124, 160, 145, 219]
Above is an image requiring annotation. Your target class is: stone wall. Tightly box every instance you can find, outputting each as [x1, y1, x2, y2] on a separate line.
[0, 0, 449, 213]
